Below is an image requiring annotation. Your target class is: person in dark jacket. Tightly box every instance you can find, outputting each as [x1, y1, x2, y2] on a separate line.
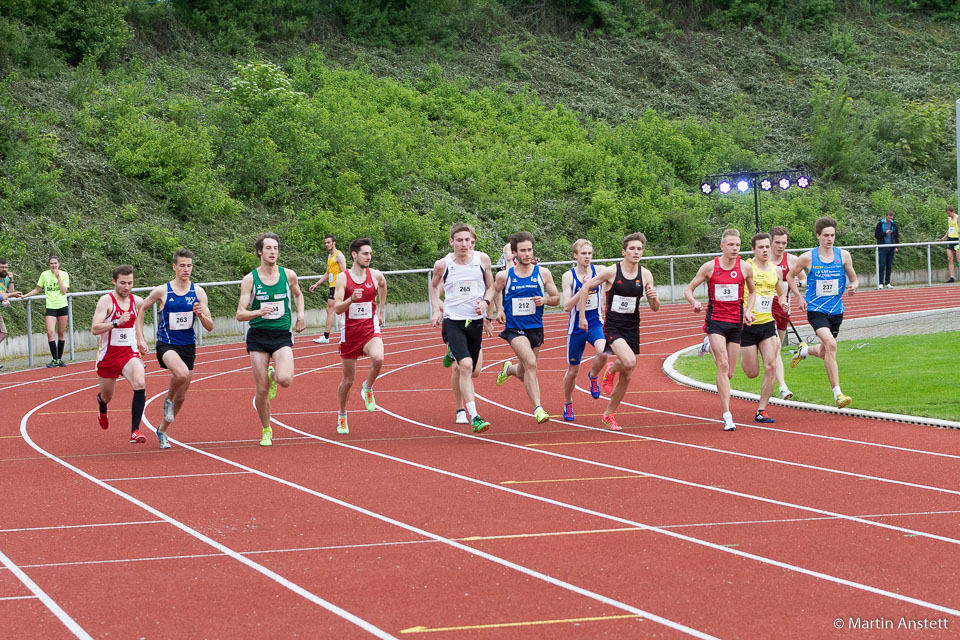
[874, 210, 899, 289]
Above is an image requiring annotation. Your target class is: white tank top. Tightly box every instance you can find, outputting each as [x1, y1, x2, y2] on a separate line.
[443, 252, 486, 321]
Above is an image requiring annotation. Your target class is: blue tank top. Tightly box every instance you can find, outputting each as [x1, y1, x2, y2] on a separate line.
[805, 247, 845, 315]
[157, 282, 198, 345]
[567, 265, 602, 335]
[504, 265, 545, 330]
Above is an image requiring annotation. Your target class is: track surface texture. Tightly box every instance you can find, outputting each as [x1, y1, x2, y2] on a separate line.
[2, 285, 958, 639]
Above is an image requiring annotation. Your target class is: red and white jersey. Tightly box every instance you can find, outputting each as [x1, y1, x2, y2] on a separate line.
[706, 256, 745, 324]
[96, 293, 141, 366]
[772, 252, 791, 322]
[339, 269, 380, 359]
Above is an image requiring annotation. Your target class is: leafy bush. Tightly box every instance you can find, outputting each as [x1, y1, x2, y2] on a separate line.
[809, 76, 873, 181]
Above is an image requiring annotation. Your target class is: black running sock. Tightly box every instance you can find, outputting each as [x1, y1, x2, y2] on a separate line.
[48, 340, 57, 360]
[57, 339, 65, 359]
[97, 393, 108, 414]
[324, 332, 329, 339]
[131, 389, 146, 432]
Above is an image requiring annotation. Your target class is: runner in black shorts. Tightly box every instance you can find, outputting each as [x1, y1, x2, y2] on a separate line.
[577, 232, 660, 431]
[137, 249, 214, 448]
[429, 223, 497, 432]
[806, 310, 843, 338]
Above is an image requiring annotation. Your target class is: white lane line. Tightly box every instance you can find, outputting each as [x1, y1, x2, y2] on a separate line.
[0, 547, 92, 639]
[0, 595, 40, 602]
[19, 387, 398, 640]
[146, 412, 719, 640]
[0, 520, 163, 534]
[102, 471, 252, 482]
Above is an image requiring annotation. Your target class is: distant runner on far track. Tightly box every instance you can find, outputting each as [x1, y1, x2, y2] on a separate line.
[91, 265, 150, 444]
[136, 249, 214, 449]
[335, 238, 387, 435]
[787, 216, 858, 410]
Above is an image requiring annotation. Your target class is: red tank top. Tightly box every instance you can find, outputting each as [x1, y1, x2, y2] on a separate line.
[97, 293, 140, 363]
[707, 256, 744, 324]
[343, 269, 377, 329]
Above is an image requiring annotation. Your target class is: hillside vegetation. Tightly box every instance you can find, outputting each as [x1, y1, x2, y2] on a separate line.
[2, 1, 959, 330]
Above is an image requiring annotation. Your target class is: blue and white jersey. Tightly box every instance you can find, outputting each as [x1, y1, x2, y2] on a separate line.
[567, 265, 603, 335]
[805, 247, 846, 315]
[503, 265, 544, 330]
[157, 282, 198, 346]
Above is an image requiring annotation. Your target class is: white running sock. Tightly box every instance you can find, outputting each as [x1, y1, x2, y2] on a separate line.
[799, 346, 809, 358]
[465, 401, 478, 420]
[832, 386, 842, 399]
[722, 411, 733, 421]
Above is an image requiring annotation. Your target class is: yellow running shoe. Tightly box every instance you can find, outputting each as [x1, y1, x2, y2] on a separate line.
[259, 426, 273, 447]
[361, 383, 376, 412]
[790, 342, 807, 369]
[836, 394, 852, 409]
[267, 365, 278, 400]
[337, 414, 349, 434]
[496, 361, 511, 386]
[534, 406, 550, 424]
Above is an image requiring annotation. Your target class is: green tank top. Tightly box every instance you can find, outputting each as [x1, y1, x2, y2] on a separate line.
[249, 266, 292, 331]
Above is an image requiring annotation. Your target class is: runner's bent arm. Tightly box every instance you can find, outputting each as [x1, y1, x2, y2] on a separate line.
[91, 295, 115, 336]
[787, 252, 812, 311]
[332, 273, 352, 314]
[194, 285, 214, 332]
[428, 259, 446, 327]
[135, 285, 166, 338]
[235, 274, 270, 322]
[493, 270, 507, 323]
[642, 267, 660, 312]
[537, 267, 561, 307]
[842, 250, 858, 294]
[561, 271, 578, 312]
[684, 261, 713, 312]
[578, 265, 614, 330]
[132, 295, 150, 354]
[477, 253, 496, 318]
[376, 269, 387, 326]
[742, 262, 756, 325]
[287, 269, 306, 333]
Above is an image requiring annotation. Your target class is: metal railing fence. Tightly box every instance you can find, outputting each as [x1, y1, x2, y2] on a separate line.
[5, 240, 957, 366]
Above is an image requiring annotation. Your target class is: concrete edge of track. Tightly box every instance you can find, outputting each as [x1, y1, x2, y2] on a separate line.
[662, 344, 960, 431]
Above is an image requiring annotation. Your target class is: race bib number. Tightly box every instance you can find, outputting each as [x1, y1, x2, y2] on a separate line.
[349, 301, 373, 319]
[451, 281, 480, 300]
[512, 297, 535, 316]
[169, 310, 194, 331]
[610, 294, 637, 314]
[754, 295, 773, 314]
[111, 327, 135, 347]
[816, 278, 840, 297]
[714, 284, 738, 302]
[584, 291, 599, 311]
[328, 273, 334, 283]
[263, 300, 285, 320]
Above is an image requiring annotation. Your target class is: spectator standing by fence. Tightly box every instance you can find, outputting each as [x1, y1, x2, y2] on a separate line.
[21, 256, 70, 367]
[874, 210, 899, 289]
[943, 206, 959, 283]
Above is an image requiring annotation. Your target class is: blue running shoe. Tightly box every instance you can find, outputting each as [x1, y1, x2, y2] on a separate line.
[586, 372, 601, 399]
[562, 402, 574, 421]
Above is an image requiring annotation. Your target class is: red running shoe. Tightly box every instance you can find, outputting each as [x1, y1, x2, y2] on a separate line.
[601, 413, 622, 431]
[601, 363, 615, 396]
[129, 429, 146, 444]
[98, 412, 109, 430]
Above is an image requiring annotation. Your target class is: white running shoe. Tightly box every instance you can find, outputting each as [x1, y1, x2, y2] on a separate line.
[886, 284, 894, 289]
[780, 388, 794, 401]
[723, 418, 737, 432]
[697, 336, 710, 357]
[876, 284, 883, 290]
[455, 410, 468, 424]
[312, 336, 330, 344]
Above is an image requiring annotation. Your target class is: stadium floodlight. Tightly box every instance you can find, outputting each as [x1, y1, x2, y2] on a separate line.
[699, 168, 813, 232]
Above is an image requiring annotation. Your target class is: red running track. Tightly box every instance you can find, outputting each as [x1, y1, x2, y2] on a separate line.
[1, 285, 958, 639]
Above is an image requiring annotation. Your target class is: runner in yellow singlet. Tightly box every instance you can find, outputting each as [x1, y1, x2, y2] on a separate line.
[308, 234, 347, 344]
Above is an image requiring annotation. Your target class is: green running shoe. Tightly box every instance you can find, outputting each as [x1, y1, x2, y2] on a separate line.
[267, 365, 278, 400]
[259, 426, 273, 447]
[534, 406, 550, 424]
[361, 383, 376, 412]
[337, 414, 349, 435]
[471, 416, 490, 434]
[496, 361, 511, 386]
[442, 347, 454, 368]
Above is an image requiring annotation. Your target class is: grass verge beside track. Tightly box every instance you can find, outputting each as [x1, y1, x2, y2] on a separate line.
[674, 332, 960, 422]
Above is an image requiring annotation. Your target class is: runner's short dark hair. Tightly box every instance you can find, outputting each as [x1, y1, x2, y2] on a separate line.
[349, 237, 371, 256]
[622, 232, 646, 250]
[750, 232, 771, 249]
[255, 232, 280, 256]
[509, 232, 535, 253]
[112, 265, 135, 280]
[173, 249, 194, 263]
[815, 217, 838, 236]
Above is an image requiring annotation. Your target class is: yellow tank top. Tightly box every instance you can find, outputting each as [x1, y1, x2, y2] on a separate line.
[327, 250, 343, 288]
[744, 258, 779, 325]
[948, 216, 959, 239]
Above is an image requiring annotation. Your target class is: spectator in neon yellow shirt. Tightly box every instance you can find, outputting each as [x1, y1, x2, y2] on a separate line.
[22, 256, 71, 367]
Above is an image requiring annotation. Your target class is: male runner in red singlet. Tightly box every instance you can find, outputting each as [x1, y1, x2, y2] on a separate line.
[335, 238, 387, 435]
[91, 265, 151, 443]
[685, 229, 756, 431]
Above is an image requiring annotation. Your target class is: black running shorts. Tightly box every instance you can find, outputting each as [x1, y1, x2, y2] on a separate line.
[156, 342, 197, 371]
[442, 318, 483, 366]
[807, 311, 843, 339]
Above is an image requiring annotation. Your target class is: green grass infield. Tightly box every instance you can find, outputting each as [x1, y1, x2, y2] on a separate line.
[673, 331, 960, 422]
